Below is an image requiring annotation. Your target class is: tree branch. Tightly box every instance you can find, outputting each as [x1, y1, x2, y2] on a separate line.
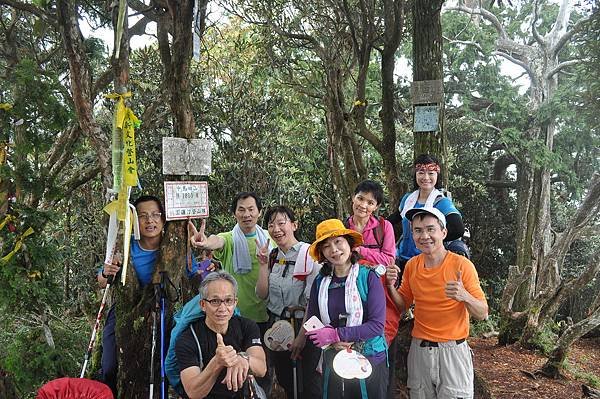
[493, 50, 535, 83]
[545, 59, 581, 79]
[0, 0, 56, 27]
[552, 9, 598, 57]
[445, 4, 508, 40]
[501, 264, 533, 317]
[531, 0, 545, 47]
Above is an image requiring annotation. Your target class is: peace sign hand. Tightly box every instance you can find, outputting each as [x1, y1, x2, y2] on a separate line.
[189, 219, 208, 249]
[256, 239, 270, 266]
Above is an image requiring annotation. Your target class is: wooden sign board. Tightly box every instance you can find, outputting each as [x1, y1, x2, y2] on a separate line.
[164, 181, 209, 220]
[414, 105, 440, 132]
[410, 80, 444, 104]
[162, 137, 212, 176]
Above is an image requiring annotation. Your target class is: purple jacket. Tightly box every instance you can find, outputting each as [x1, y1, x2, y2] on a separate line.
[306, 269, 386, 364]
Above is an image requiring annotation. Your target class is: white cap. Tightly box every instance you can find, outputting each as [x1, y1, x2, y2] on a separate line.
[405, 207, 447, 228]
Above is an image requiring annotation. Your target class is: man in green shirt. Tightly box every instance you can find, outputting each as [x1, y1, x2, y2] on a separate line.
[188, 192, 270, 326]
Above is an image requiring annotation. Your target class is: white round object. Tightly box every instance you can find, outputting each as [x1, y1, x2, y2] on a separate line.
[263, 320, 295, 351]
[332, 348, 372, 379]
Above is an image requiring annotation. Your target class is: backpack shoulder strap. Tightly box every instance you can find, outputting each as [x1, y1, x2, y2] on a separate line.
[268, 247, 279, 272]
[189, 323, 204, 369]
[343, 216, 351, 228]
[433, 193, 444, 206]
[373, 216, 386, 250]
[356, 266, 371, 302]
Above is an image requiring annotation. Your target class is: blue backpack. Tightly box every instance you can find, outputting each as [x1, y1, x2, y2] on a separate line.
[164, 294, 240, 395]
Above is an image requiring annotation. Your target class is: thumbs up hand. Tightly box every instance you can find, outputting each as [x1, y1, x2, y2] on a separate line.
[215, 333, 238, 367]
[445, 269, 468, 302]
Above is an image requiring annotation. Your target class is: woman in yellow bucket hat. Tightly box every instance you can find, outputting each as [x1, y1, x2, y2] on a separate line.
[304, 219, 388, 399]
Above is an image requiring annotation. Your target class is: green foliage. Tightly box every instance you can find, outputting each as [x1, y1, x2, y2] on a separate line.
[527, 321, 561, 356]
[569, 366, 600, 389]
[0, 311, 88, 397]
[470, 313, 500, 338]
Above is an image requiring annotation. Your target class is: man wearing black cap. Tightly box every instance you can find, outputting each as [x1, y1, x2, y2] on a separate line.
[386, 207, 488, 399]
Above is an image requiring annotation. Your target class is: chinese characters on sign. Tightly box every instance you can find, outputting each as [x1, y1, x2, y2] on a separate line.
[164, 181, 209, 221]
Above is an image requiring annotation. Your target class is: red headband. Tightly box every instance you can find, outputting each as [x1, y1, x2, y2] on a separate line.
[415, 163, 440, 173]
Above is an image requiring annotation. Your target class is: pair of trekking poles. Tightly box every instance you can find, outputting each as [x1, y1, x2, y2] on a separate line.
[80, 272, 173, 399]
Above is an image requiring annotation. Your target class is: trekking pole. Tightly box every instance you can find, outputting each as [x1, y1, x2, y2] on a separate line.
[338, 313, 348, 399]
[160, 271, 166, 399]
[285, 306, 305, 399]
[80, 274, 114, 378]
[149, 284, 160, 399]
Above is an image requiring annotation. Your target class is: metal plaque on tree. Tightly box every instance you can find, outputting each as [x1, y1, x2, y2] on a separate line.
[414, 105, 440, 132]
[162, 137, 212, 175]
[410, 80, 444, 104]
[164, 181, 209, 220]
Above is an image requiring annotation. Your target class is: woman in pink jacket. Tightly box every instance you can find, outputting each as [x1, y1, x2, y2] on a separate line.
[345, 179, 400, 399]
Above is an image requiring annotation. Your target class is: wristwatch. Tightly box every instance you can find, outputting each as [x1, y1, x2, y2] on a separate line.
[374, 264, 387, 277]
[237, 351, 250, 364]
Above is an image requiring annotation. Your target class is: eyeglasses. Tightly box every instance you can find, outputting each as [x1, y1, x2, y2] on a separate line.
[204, 297, 236, 307]
[138, 212, 162, 222]
[268, 219, 289, 230]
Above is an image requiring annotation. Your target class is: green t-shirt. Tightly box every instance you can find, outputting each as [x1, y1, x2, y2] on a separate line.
[214, 231, 269, 323]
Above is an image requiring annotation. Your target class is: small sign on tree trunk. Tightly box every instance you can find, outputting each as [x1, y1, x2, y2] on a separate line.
[162, 137, 212, 175]
[164, 181, 209, 220]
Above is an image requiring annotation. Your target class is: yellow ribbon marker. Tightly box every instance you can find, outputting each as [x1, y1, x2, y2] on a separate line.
[0, 103, 12, 111]
[104, 92, 141, 285]
[105, 92, 132, 129]
[1, 226, 34, 265]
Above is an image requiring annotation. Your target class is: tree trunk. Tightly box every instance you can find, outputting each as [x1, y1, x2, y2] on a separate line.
[324, 65, 364, 216]
[540, 303, 600, 378]
[446, 2, 600, 357]
[55, 0, 111, 191]
[379, 0, 405, 207]
[411, 0, 448, 186]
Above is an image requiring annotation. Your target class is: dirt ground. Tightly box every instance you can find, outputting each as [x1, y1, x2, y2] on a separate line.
[470, 336, 600, 399]
[273, 337, 600, 398]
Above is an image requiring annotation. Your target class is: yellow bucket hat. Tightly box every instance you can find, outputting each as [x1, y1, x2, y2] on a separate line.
[308, 219, 363, 262]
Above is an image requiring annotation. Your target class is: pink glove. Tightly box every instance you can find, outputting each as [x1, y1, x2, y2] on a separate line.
[306, 326, 340, 348]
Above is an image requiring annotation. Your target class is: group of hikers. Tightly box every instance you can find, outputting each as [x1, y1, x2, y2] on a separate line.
[96, 154, 488, 399]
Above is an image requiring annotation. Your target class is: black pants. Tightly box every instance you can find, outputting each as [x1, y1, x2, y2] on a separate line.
[256, 321, 274, 396]
[100, 305, 117, 397]
[322, 348, 388, 399]
[387, 337, 398, 399]
[268, 340, 322, 399]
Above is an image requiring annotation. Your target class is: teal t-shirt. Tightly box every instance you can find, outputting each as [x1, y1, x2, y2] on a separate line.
[214, 231, 269, 323]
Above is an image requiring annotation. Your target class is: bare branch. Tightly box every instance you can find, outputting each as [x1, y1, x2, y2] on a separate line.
[443, 35, 484, 52]
[531, 0, 545, 47]
[546, 173, 600, 264]
[493, 50, 535, 83]
[0, 0, 56, 27]
[445, 5, 508, 40]
[92, 67, 114, 99]
[548, 0, 573, 42]
[552, 10, 598, 57]
[545, 59, 581, 79]
[485, 180, 517, 189]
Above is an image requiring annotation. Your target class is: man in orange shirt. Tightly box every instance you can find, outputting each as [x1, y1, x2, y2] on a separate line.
[386, 207, 488, 399]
